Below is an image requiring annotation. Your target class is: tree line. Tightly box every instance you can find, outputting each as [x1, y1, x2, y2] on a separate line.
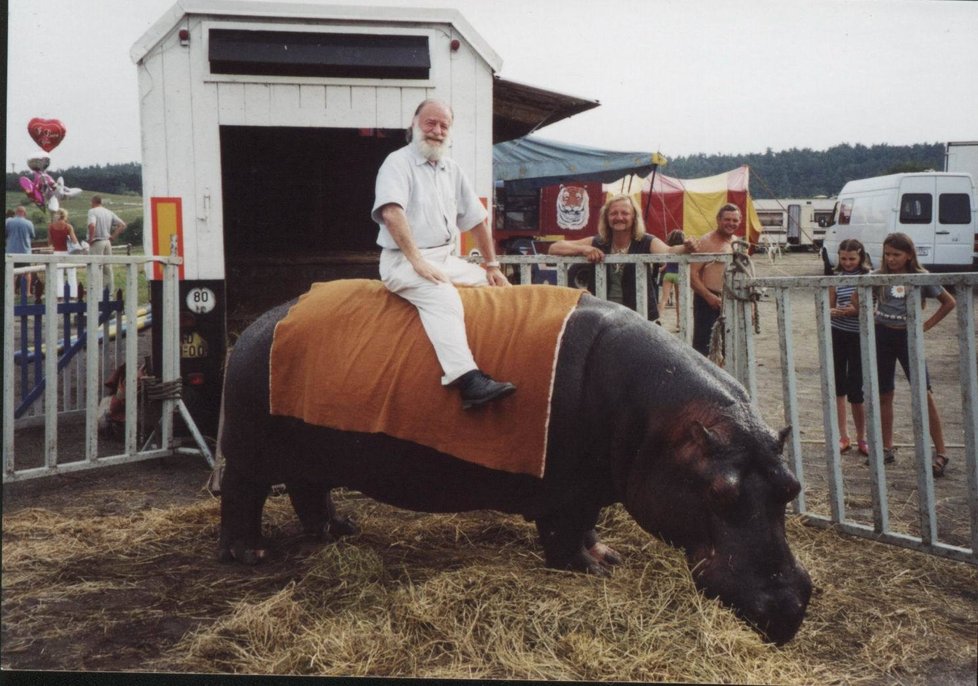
[663, 142, 946, 198]
[5, 142, 947, 200]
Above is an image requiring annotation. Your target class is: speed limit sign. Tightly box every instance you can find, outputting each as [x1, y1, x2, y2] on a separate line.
[185, 286, 216, 314]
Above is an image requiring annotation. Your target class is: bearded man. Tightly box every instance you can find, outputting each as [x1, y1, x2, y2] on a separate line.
[371, 98, 516, 409]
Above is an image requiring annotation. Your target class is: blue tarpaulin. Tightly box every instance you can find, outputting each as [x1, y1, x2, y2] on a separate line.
[493, 135, 661, 190]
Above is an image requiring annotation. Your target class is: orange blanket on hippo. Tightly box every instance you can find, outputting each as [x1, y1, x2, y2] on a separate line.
[269, 280, 584, 478]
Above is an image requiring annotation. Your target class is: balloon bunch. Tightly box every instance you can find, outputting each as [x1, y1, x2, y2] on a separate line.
[18, 118, 82, 212]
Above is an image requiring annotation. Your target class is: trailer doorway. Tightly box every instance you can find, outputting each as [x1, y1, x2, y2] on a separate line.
[220, 125, 402, 331]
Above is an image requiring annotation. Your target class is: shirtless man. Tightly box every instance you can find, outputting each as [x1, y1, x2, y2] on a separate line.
[689, 203, 741, 356]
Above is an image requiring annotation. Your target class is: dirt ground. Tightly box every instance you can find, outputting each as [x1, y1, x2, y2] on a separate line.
[2, 250, 976, 682]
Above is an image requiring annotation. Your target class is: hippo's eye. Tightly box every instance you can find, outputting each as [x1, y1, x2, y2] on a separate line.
[709, 469, 741, 508]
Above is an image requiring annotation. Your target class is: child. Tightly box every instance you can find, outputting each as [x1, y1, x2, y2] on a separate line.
[657, 229, 686, 331]
[828, 239, 872, 456]
[863, 232, 956, 476]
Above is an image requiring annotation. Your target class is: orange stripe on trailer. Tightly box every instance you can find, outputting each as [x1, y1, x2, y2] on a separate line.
[151, 197, 184, 280]
[459, 196, 489, 257]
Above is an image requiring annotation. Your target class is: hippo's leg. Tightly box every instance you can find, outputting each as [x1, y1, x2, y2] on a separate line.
[535, 507, 609, 576]
[286, 483, 360, 541]
[583, 528, 622, 567]
[218, 466, 272, 565]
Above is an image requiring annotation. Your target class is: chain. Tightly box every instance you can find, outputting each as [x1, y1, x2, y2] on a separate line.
[708, 240, 763, 365]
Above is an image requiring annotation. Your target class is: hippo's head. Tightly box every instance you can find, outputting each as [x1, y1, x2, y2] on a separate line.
[620, 404, 812, 644]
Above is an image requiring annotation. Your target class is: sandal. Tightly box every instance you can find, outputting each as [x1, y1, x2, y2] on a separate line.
[857, 440, 869, 456]
[866, 447, 897, 466]
[839, 437, 852, 453]
[932, 453, 949, 478]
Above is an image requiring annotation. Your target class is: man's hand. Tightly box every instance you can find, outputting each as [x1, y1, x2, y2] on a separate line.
[410, 257, 450, 283]
[582, 245, 605, 263]
[683, 237, 699, 253]
[707, 292, 722, 310]
[485, 266, 510, 287]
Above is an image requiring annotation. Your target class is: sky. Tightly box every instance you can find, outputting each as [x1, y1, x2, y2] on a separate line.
[5, 0, 978, 171]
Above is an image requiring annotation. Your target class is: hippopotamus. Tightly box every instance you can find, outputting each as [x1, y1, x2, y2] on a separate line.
[217, 286, 812, 644]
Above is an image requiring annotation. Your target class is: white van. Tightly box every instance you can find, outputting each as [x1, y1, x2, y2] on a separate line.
[821, 172, 977, 273]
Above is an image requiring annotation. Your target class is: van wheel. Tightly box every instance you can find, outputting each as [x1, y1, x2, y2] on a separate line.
[820, 247, 834, 276]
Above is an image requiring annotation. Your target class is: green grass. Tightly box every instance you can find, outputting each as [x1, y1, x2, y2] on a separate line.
[6, 190, 143, 242]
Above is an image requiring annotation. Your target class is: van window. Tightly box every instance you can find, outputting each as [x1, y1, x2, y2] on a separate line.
[837, 199, 853, 225]
[939, 193, 971, 224]
[899, 193, 932, 224]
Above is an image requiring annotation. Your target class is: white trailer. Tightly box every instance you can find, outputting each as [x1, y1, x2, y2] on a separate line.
[752, 197, 836, 250]
[131, 0, 595, 433]
[946, 141, 978, 181]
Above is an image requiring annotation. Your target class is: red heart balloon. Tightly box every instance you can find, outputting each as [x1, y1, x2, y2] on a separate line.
[27, 118, 67, 152]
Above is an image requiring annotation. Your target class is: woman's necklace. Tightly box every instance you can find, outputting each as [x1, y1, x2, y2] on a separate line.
[611, 242, 629, 273]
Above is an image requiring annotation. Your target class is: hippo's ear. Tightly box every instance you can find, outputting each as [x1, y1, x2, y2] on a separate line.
[770, 463, 802, 504]
[777, 426, 792, 453]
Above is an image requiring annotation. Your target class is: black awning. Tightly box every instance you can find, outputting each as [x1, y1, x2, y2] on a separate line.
[209, 29, 430, 79]
[492, 76, 600, 144]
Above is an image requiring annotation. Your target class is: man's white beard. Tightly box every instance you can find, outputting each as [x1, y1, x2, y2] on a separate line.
[412, 124, 450, 161]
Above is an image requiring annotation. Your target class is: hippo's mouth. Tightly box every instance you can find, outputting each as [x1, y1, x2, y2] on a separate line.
[688, 547, 811, 645]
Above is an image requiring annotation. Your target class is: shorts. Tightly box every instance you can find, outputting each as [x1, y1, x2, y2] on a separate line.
[663, 272, 679, 284]
[875, 324, 931, 395]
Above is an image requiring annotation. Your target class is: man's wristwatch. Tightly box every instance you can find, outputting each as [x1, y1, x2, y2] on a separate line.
[485, 261, 501, 269]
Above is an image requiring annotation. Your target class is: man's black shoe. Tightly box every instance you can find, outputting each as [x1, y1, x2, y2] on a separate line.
[454, 370, 517, 410]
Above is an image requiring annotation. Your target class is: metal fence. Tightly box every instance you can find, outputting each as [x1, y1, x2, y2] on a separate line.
[3, 252, 211, 482]
[741, 272, 978, 565]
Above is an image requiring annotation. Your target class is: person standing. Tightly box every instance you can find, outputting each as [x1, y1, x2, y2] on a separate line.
[828, 238, 872, 457]
[86, 195, 126, 290]
[372, 98, 516, 410]
[867, 232, 956, 476]
[548, 195, 695, 320]
[658, 229, 687, 331]
[48, 208, 81, 299]
[689, 204, 741, 356]
[5, 205, 36, 296]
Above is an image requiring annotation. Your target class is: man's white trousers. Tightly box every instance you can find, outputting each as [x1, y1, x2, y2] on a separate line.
[380, 245, 488, 385]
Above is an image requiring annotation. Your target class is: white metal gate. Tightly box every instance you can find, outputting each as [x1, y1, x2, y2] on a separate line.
[730, 270, 978, 565]
[3, 252, 212, 482]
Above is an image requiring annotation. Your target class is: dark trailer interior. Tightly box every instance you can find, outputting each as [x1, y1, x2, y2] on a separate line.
[220, 125, 402, 332]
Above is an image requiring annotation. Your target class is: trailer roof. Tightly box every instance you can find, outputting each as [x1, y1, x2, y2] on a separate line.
[131, 0, 501, 69]
[132, 1, 601, 143]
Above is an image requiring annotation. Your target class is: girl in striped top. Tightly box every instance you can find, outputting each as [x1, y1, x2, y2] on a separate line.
[829, 239, 872, 456]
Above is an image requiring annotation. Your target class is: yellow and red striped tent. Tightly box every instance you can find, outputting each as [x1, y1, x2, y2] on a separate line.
[609, 165, 762, 244]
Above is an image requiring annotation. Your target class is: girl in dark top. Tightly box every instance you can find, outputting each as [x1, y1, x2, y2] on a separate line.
[828, 238, 871, 456]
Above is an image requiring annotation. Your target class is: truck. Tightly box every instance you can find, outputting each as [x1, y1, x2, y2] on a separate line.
[946, 141, 978, 180]
[820, 172, 978, 273]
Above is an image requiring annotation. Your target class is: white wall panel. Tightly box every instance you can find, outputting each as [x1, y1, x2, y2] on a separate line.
[217, 83, 246, 125]
[187, 17, 225, 279]
[243, 83, 272, 125]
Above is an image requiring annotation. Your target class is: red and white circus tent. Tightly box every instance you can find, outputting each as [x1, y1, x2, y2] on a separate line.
[610, 165, 762, 243]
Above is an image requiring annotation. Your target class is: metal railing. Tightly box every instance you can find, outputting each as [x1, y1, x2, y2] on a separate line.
[740, 272, 978, 565]
[3, 252, 211, 482]
[495, 252, 731, 344]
